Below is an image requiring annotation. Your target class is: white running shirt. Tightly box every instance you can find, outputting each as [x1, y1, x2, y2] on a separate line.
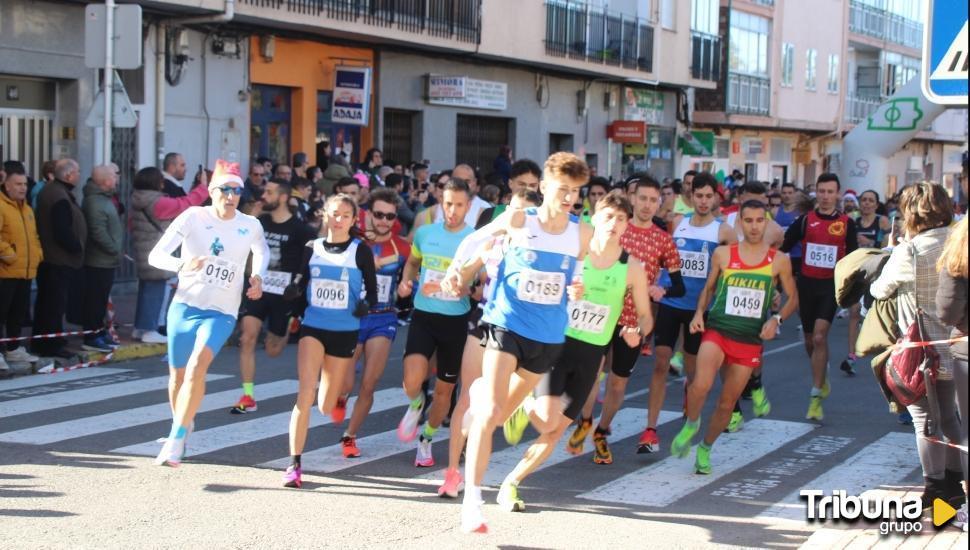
[149, 206, 270, 315]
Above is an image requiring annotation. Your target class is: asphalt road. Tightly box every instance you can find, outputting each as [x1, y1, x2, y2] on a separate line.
[0, 316, 946, 549]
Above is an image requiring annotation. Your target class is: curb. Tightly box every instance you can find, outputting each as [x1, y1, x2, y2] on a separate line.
[78, 343, 167, 363]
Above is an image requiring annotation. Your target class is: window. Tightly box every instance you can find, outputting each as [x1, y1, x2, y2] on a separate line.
[691, 0, 719, 35]
[729, 11, 770, 77]
[383, 109, 418, 167]
[805, 48, 817, 90]
[827, 54, 840, 93]
[691, 0, 721, 81]
[781, 43, 794, 87]
[455, 114, 513, 173]
[661, 0, 676, 29]
[882, 52, 920, 96]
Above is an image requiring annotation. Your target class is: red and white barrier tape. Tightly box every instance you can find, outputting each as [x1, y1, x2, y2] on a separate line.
[36, 351, 115, 375]
[919, 435, 969, 454]
[892, 336, 968, 350]
[0, 328, 103, 344]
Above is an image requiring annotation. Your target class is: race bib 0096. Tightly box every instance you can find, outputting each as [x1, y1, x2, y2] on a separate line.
[310, 279, 349, 309]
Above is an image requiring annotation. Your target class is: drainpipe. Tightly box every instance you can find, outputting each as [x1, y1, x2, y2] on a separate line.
[156, 23, 166, 168]
[171, 0, 235, 26]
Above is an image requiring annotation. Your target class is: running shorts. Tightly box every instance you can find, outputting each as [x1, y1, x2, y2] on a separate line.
[485, 325, 564, 376]
[610, 325, 645, 378]
[701, 328, 763, 368]
[797, 276, 838, 331]
[299, 326, 359, 359]
[535, 336, 609, 420]
[167, 301, 237, 368]
[358, 311, 399, 345]
[405, 310, 469, 383]
[654, 303, 703, 355]
[239, 293, 292, 338]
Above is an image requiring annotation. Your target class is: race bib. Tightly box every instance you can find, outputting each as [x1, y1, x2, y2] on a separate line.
[679, 250, 709, 279]
[568, 300, 610, 334]
[516, 269, 565, 305]
[376, 274, 393, 304]
[262, 270, 292, 296]
[805, 242, 837, 269]
[423, 269, 459, 302]
[725, 286, 765, 319]
[200, 257, 240, 291]
[310, 279, 349, 309]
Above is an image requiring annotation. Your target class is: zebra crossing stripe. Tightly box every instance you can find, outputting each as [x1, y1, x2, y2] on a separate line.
[0, 379, 298, 445]
[756, 431, 918, 522]
[0, 367, 131, 391]
[261, 425, 452, 473]
[0, 375, 230, 418]
[577, 419, 814, 507]
[111, 387, 410, 457]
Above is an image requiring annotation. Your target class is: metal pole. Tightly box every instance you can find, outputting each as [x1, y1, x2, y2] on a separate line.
[102, 0, 115, 165]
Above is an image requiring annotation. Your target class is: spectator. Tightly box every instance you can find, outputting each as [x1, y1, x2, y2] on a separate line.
[273, 163, 293, 183]
[30, 159, 56, 210]
[288, 177, 313, 222]
[0, 164, 43, 369]
[412, 163, 430, 188]
[130, 166, 209, 344]
[81, 165, 123, 352]
[306, 166, 323, 188]
[453, 163, 490, 225]
[32, 159, 87, 358]
[363, 148, 383, 177]
[384, 173, 415, 233]
[245, 162, 267, 202]
[292, 152, 309, 179]
[256, 156, 274, 177]
[320, 155, 351, 195]
[493, 144, 513, 183]
[162, 152, 187, 198]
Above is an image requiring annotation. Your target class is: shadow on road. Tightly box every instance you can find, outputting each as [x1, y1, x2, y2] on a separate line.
[0, 508, 78, 518]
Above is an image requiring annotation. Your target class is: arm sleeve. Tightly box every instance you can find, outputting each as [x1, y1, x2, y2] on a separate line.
[780, 215, 805, 253]
[845, 218, 859, 254]
[356, 243, 379, 309]
[147, 210, 191, 273]
[451, 220, 505, 268]
[249, 224, 270, 279]
[153, 183, 209, 220]
[664, 270, 686, 298]
[869, 244, 912, 300]
[51, 199, 83, 253]
[936, 271, 968, 331]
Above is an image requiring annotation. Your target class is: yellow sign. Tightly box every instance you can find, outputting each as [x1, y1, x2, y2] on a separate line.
[933, 498, 956, 527]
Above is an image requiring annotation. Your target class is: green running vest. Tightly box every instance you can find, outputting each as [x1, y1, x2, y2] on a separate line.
[565, 252, 629, 346]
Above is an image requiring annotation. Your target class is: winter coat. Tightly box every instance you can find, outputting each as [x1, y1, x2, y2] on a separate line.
[320, 163, 350, 196]
[936, 270, 968, 362]
[130, 183, 209, 280]
[0, 191, 43, 279]
[35, 179, 87, 269]
[82, 183, 124, 268]
[834, 248, 890, 308]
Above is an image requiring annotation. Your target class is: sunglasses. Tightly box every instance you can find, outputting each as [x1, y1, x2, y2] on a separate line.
[572, 203, 584, 210]
[435, 183, 446, 189]
[217, 186, 243, 196]
[372, 211, 397, 221]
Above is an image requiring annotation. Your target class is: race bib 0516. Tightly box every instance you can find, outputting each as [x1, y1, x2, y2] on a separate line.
[805, 243, 837, 269]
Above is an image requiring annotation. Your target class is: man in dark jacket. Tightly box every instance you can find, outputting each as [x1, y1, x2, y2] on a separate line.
[32, 158, 88, 358]
[80, 165, 123, 352]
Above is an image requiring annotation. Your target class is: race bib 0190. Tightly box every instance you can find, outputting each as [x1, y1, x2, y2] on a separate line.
[725, 286, 765, 319]
[261, 270, 292, 296]
[804, 242, 837, 269]
[516, 269, 566, 305]
[679, 250, 709, 279]
[310, 279, 349, 309]
[568, 300, 610, 334]
[200, 257, 241, 291]
[376, 274, 393, 304]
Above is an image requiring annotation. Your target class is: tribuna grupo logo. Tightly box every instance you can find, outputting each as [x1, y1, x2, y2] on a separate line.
[800, 490, 929, 535]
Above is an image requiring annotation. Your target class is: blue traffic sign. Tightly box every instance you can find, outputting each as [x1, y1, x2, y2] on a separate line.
[922, 0, 969, 105]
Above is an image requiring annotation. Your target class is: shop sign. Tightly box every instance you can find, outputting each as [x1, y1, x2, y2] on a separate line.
[678, 130, 715, 156]
[332, 67, 371, 125]
[623, 88, 666, 124]
[607, 120, 647, 143]
[428, 75, 507, 111]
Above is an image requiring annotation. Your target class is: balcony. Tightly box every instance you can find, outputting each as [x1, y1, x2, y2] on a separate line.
[691, 31, 721, 81]
[849, 0, 922, 49]
[845, 93, 882, 125]
[544, 1, 655, 72]
[239, 0, 482, 43]
[727, 72, 770, 116]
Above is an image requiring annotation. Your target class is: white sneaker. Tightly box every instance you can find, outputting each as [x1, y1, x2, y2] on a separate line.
[460, 499, 488, 534]
[141, 330, 167, 344]
[0, 356, 9, 372]
[131, 329, 144, 340]
[415, 436, 435, 467]
[5, 347, 39, 363]
[154, 437, 185, 467]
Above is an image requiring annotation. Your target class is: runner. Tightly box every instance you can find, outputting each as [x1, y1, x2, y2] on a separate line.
[440, 152, 591, 533]
[339, 188, 410, 458]
[781, 173, 857, 421]
[148, 160, 269, 467]
[580, 177, 610, 224]
[281, 193, 378, 488]
[496, 193, 653, 511]
[637, 172, 735, 454]
[567, 174, 683, 465]
[437, 189, 540, 498]
[773, 182, 802, 276]
[476, 160, 541, 228]
[395, 179, 474, 470]
[232, 180, 315, 414]
[670, 199, 797, 474]
[725, 181, 785, 247]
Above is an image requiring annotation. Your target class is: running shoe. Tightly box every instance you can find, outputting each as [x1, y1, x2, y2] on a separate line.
[670, 419, 700, 459]
[153, 437, 186, 467]
[415, 436, 435, 467]
[839, 357, 857, 377]
[592, 432, 613, 465]
[331, 395, 348, 424]
[751, 387, 771, 417]
[953, 503, 967, 532]
[438, 468, 464, 498]
[725, 411, 744, 433]
[695, 444, 712, 475]
[397, 394, 424, 442]
[230, 395, 258, 414]
[670, 351, 684, 375]
[5, 347, 39, 363]
[636, 427, 659, 454]
[460, 500, 488, 534]
[282, 465, 302, 488]
[341, 435, 360, 458]
[497, 480, 525, 512]
[806, 396, 824, 421]
[820, 378, 831, 398]
[503, 404, 529, 446]
[566, 418, 592, 455]
[897, 411, 913, 425]
[81, 335, 115, 353]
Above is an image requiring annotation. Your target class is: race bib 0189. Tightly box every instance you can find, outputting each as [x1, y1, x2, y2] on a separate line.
[568, 300, 610, 334]
[200, 257, 240, 291]
[516, 269, 566, 305]
[310, 279, 349, 309]
[725, 286, 765, 319]
[804, 242, 837, 269]
[261, 270, 292, 296]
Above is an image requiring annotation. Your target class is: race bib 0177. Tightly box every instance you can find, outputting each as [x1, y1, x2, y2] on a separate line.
[568, 300, 610, 334]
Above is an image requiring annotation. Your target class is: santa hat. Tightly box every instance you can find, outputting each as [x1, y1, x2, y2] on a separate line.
[843, 190, 858, 203]
[353, 171, 370, 189]
[209, 159, 243, 190]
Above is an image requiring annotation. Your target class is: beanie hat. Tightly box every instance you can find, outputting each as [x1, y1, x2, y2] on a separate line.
[210, 159, 243, 190]
[353, 171, 370, 189]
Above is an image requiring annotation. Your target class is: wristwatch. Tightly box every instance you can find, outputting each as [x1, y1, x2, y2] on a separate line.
[771, 314, 783, 326]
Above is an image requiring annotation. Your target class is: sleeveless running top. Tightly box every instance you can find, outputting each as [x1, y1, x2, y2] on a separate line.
[800, 210, 849, 280]
[411, 222, 474, 316]
[663, 216, 721, 311]
[482, 208, 580, 344]
[566, 251, 629, 346]
[707, 244, 776, 344]
[773, 206, 801, 258]
[304, 238, 365, 332]
[367, 236, 408, 312]
[855, 214, 885, 248]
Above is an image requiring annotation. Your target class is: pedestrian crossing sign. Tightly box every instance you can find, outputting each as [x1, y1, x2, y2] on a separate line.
[921, 0, 969, 105]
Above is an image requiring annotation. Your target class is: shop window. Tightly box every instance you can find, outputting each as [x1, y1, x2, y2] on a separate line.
[383, 109, 418, 166]
[645, 128, 674, 180]
[455, 114, 513, 175]
[250, 84, 291, 165]
[549, 133, 574, 155]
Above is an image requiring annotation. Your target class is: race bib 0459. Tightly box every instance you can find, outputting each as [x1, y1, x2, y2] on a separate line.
[725, 286, 765, 319]
[516, 269, 565, 305]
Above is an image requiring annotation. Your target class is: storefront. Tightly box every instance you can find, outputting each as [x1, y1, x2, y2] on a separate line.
[619, 88, 679, 181]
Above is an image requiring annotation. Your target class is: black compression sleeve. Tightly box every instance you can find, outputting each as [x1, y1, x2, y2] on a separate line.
[781, 214, 805, 253]
[665, 270, 686, 298]
[355, 242, 379, 309]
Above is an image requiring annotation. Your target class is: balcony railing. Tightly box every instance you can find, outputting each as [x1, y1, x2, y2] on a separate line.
[727, 72, 770, 116]
[845, 93, 882, 124]
[239, 0, 482, 43]
[545, 1, 655, 72]
[690, 30, 721, 81]
[849, 0, 922, 49]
